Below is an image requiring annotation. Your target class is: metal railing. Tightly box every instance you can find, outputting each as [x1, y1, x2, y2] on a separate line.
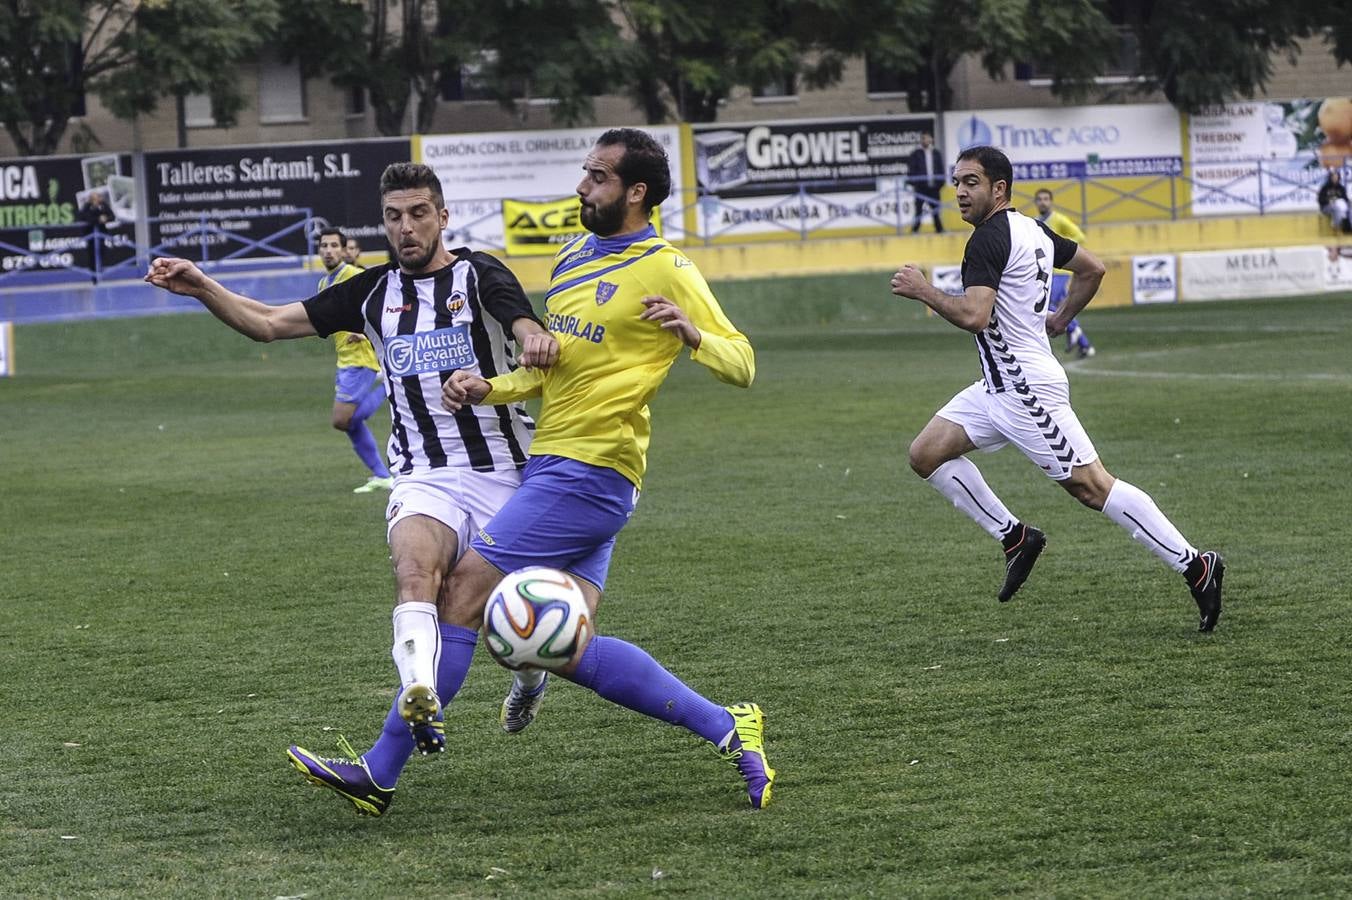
[0, 208, 315, 288]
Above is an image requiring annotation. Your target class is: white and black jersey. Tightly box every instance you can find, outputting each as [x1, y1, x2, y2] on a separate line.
[303, 249, 538, 474]
[962, 208, 1078, 392]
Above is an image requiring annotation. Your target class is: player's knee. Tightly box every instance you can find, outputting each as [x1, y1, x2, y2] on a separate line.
[438, 557, 499, 628]
[907, 439, 938, 478]
[393, 556, 444, 601]
[332, 413, 353, 431]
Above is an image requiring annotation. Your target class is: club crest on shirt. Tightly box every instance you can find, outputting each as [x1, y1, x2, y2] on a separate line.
[446, 291, 467, 314]
[595, 281, 619, 306]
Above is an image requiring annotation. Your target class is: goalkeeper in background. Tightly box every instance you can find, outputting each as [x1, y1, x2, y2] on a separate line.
[1034, 189, 1095, 359]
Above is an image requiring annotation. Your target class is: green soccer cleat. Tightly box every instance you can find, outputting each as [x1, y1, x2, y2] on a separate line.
[353, 475, 395, 494]
[398, 682, 446, 754]
[721, 702, 776, 810]
[287, 742, 394, 817]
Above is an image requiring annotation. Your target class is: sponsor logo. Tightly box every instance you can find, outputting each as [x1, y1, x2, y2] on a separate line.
[545, 311, 606, 344]
[386, 304, 411, 313]
[673, 256, 693, 268]
[385, 325, 476, 376]
[956, 115, 994, 150]
[595, 280, 618, 306]
[476, 528, 496, 546]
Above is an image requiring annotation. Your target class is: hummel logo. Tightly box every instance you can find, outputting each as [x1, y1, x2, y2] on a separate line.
[386, 304, 412, 313]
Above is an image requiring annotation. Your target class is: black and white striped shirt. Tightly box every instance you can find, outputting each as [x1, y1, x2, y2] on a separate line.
[303, 249, 538, 474]
[962, 208, 1078, 393]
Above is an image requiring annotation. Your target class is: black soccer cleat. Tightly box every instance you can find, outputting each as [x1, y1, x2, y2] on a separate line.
[1186, 550, 1225, 632]
[998, 525, 1046, 602]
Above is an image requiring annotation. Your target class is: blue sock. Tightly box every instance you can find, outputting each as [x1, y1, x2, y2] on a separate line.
[362, 623, 477, 787]
[346, 420, 390, 477]
[353, 383, 385, 422]
[563, 635, 735, 746]
[434, 623, 478, 704]
[362, 695, 415, 788]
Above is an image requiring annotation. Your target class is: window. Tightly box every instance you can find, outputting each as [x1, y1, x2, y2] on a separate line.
[865, 55, 909, 98]
[258, 52, 306, 123]
[345, 85, 366, 117]
[183, 92, 216, 128]
[441, 51, 524, 102]
[753, 74, 797, 102]
[1019, 27, 1140, 81]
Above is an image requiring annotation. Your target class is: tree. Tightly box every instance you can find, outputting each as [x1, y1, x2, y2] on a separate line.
[275, 0, 622, 138]
[614, 0, 864, 124]
[1124, 0, 1352, 113]
[0, 0, 278, 156]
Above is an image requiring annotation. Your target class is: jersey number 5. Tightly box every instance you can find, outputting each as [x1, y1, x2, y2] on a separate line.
[1033, 248, 1050, 313]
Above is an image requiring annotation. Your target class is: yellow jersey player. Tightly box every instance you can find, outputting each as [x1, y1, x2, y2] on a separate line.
[316, 227, 393, 492]
[1033, 189, 1095, 358]
[299, 128, 774, 816]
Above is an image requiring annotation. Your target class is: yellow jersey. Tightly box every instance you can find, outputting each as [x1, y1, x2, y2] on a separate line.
[485, 227, 754, 488]
[318, 262, 379, 371]
[1038, 209, 1086, 244]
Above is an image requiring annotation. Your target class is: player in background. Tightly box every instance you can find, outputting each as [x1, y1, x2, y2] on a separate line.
[343, 236, 364, 267]
[316, 227, 393, 493]
[890, 146, 1225, 632]
[290, 128, 774, 816]
[146, 163, 557, 817]
[1033, 189, 1094, 358]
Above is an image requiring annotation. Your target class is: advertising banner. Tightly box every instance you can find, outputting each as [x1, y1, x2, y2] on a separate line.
[1187, 98, 1351, 216]
[1180, 245, 1326, 300]
[944, 104, 1183, 180]
[0, 152, 137, 275]
[0, 320, 12, 376]
[690, 116, 934, 240]
[1131, 255, 1178, 304]
[144, 138, 411, 261]
[1325, 245, 1352, 291]
[419, 126, 684, 254]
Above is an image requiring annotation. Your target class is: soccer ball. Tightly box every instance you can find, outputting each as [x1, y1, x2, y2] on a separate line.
[483, 567, 591, 670]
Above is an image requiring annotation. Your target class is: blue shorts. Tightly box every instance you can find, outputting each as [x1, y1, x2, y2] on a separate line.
[1048, 273, 1071, 312]
[471, 455, 638, 590]
[335, 366, 380, 403]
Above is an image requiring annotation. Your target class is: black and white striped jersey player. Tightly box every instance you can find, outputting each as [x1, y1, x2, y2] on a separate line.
[145, 163, 560, 755]
[889, 145, 1225, 632]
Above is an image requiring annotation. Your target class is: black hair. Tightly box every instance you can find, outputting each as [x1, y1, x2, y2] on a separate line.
[379, 162, 445, 209]
[318, 226, 346, 244]
[595, 128, 671, 210]
[956, 146, 1014, 199]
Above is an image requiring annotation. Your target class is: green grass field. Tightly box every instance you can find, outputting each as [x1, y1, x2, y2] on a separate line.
[3, 276, 1351, 897]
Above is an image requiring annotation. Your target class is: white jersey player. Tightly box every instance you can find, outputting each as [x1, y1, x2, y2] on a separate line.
[889, 145, 1225, 632]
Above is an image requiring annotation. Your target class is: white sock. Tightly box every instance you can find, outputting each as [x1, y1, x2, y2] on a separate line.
[1101, 480, 1197, 573]
[514, 668, 548, 692]
[391, 601, 440, 689]
[926, 458, 1017, 541]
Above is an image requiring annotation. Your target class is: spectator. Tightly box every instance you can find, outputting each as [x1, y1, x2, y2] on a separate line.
[77, 190, 117, 279]
[907, 133, 946, 233]
[78, 190, 116, 235]
[1317, 169, 1351, 234]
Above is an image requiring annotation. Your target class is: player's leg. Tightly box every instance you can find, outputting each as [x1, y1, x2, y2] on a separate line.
[1015, 384, 1224, 631]
[467, 455, 774, 808]
[287, 505, 460, 814]
[911, 386, 1046, 602]
[1059, 460, 1223, 631]
[334, 368, 392, 491]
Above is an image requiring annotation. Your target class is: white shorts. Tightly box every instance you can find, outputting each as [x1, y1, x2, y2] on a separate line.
[937, 380, 1098, 481]
[385, 467, 522, 558]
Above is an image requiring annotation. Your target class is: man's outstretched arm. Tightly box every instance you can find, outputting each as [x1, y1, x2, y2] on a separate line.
[145, 257, 317, 342]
